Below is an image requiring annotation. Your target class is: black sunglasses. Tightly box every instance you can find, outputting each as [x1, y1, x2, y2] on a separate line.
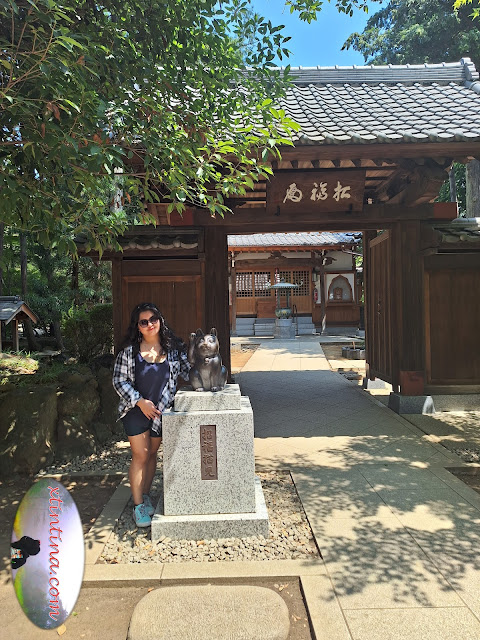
[138, 315, 160, 328]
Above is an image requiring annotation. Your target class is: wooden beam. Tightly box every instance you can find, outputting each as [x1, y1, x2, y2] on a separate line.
[278, 141, 480, 162]
[185, 202, 457, 232]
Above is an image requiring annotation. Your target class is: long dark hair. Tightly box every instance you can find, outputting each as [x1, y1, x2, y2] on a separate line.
[120, 302, 185, 353]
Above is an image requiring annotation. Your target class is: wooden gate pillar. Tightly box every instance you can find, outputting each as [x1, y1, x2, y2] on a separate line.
[204, 227, 231, 378]
[112, 257, 123, 353]
[392, 220, 424, 395]
[362, 230, 377, 382]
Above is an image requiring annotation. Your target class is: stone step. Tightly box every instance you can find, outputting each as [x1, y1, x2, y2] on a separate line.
[235, 330, 255, 337]
[296, 316, 314, 324]
[236, 318, 255, 327]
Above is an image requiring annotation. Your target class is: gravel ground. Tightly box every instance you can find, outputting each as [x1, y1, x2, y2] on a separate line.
[99, 470, 319, 564]
[38, 436, 320, 564]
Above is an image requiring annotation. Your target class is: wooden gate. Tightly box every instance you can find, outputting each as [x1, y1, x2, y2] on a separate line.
[367, 231, 394, 385]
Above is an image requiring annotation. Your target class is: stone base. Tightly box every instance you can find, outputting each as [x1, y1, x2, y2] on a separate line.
[388, 393, 435, 414]
[162, 394, 256, 515]
[363, 377, 388, 390]
[173, 384, 242, 412]
[274, 318, 296, 339]
[151, 476, 269, 541]
[431, 394, 480, 411]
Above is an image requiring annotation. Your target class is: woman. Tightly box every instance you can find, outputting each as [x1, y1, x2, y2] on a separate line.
[113, 302, 190, 528]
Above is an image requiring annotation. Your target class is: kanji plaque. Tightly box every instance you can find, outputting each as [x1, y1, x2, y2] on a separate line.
[266, 169, 366, 215]
[200, 425, 218, 480]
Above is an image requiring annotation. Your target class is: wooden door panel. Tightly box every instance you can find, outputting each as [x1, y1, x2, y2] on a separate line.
[426, 268, 480, 384]
[123, 276, 202, 344]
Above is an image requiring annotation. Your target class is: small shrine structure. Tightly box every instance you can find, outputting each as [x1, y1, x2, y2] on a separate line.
[0, 296, 38, 352]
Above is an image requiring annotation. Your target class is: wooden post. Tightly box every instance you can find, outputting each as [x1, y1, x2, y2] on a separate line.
[466, 159, 480, 218]
[112, 258, 123, 353]
[362, 230, 377, 380]
[12, 317, 19, 352]
[204, 227, 231, 379]
[319, 261, 327, 335]
[230, 253, 237, 336]
[392, 220, 424, 395]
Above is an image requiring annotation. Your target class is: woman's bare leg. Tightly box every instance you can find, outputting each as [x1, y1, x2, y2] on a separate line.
[128, 432, 151, 505]
[143, 437, 162, 496]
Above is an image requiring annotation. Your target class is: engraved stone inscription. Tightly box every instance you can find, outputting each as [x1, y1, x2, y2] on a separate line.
[200, 425, 218, 480]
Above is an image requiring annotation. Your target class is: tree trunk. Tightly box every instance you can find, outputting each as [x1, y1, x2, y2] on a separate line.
[449, 165, 457, 203]
[72, 257, 80, 306]
[52, 319, 65, 352]
[20, 231, 27, 296]
[19, 232, 40, 352]
[466, 159, 480, 218]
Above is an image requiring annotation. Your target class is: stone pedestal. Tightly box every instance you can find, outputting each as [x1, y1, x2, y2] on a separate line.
[274, 318, 296, 339]
[151, 384, 269, 541]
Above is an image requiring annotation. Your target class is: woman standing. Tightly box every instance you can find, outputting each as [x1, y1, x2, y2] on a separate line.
[113, 302, 190, 528]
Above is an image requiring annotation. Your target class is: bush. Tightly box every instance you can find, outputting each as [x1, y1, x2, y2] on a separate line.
[62, 303, 114, 363]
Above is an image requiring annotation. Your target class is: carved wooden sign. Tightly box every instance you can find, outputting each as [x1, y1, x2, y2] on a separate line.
[266, 170, 366, 215]
[200, 425, 218, 480]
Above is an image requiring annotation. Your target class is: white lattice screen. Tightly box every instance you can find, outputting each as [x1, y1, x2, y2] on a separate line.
[236, 272, 253, 297]
[254, 271, 272, 296]
[279, 270, 310, 296]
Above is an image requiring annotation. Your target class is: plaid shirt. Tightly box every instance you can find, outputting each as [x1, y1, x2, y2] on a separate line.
[112, 344, 191, 434]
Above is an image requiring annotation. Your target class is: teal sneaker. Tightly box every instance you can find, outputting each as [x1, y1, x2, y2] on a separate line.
[133, 503, 151, 528]
[143, 494, 155, 516]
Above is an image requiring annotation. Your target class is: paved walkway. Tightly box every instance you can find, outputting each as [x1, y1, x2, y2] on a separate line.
[3, 336, 480, 639]
[235, 337, 480, 640]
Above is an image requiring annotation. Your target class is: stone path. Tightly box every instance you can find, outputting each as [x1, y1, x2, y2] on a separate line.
[3, 336, 480, 640]
[236, 337, 480, 640]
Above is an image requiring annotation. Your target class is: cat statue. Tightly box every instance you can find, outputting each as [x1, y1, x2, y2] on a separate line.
[188, 328, 228, 392]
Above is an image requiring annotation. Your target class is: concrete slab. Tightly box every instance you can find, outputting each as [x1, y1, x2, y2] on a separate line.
[300, 575, 353, 640]
[344, 607, 480, 640]
[127, 585, 290, 640]
[161, 558, 326, 580]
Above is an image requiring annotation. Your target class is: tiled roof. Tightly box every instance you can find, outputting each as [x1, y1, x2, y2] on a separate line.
[228, 232, 360, 247]
[432, 218, 480, 243]
[0, 296, 38, 324]
[280, 58, 480, 146]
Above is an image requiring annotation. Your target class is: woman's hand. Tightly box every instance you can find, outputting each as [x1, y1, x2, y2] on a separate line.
[136, 398, 161, 420]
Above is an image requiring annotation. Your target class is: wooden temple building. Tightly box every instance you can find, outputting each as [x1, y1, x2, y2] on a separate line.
[87, 58, 480, 409]
[227, 231, 362, 335]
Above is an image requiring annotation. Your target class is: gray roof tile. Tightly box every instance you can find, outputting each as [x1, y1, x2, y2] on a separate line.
[228, 232, 360, 248]
[279, 59, 480, 146]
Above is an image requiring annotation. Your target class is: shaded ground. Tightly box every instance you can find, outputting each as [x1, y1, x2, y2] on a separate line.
[449, 469, 480, 496]
[2, 579, 312, 640]
[0, 474, 121, 580]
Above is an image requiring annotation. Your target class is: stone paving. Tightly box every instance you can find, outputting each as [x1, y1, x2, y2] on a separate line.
[3, 335, 480, 639]
[235, 337, 480, 640]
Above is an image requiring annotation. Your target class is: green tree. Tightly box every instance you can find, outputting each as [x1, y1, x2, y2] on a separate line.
[455, 0, 480, 19]
[343, 0, 480, 215]
[1, 0, 375, 254]
[343, 0, 480, 66]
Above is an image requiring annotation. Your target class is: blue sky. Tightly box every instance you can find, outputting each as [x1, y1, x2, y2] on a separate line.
[251, 0, 385, 67]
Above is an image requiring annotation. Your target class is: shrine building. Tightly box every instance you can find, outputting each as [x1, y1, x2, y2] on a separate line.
[84, 58, 480, 411]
